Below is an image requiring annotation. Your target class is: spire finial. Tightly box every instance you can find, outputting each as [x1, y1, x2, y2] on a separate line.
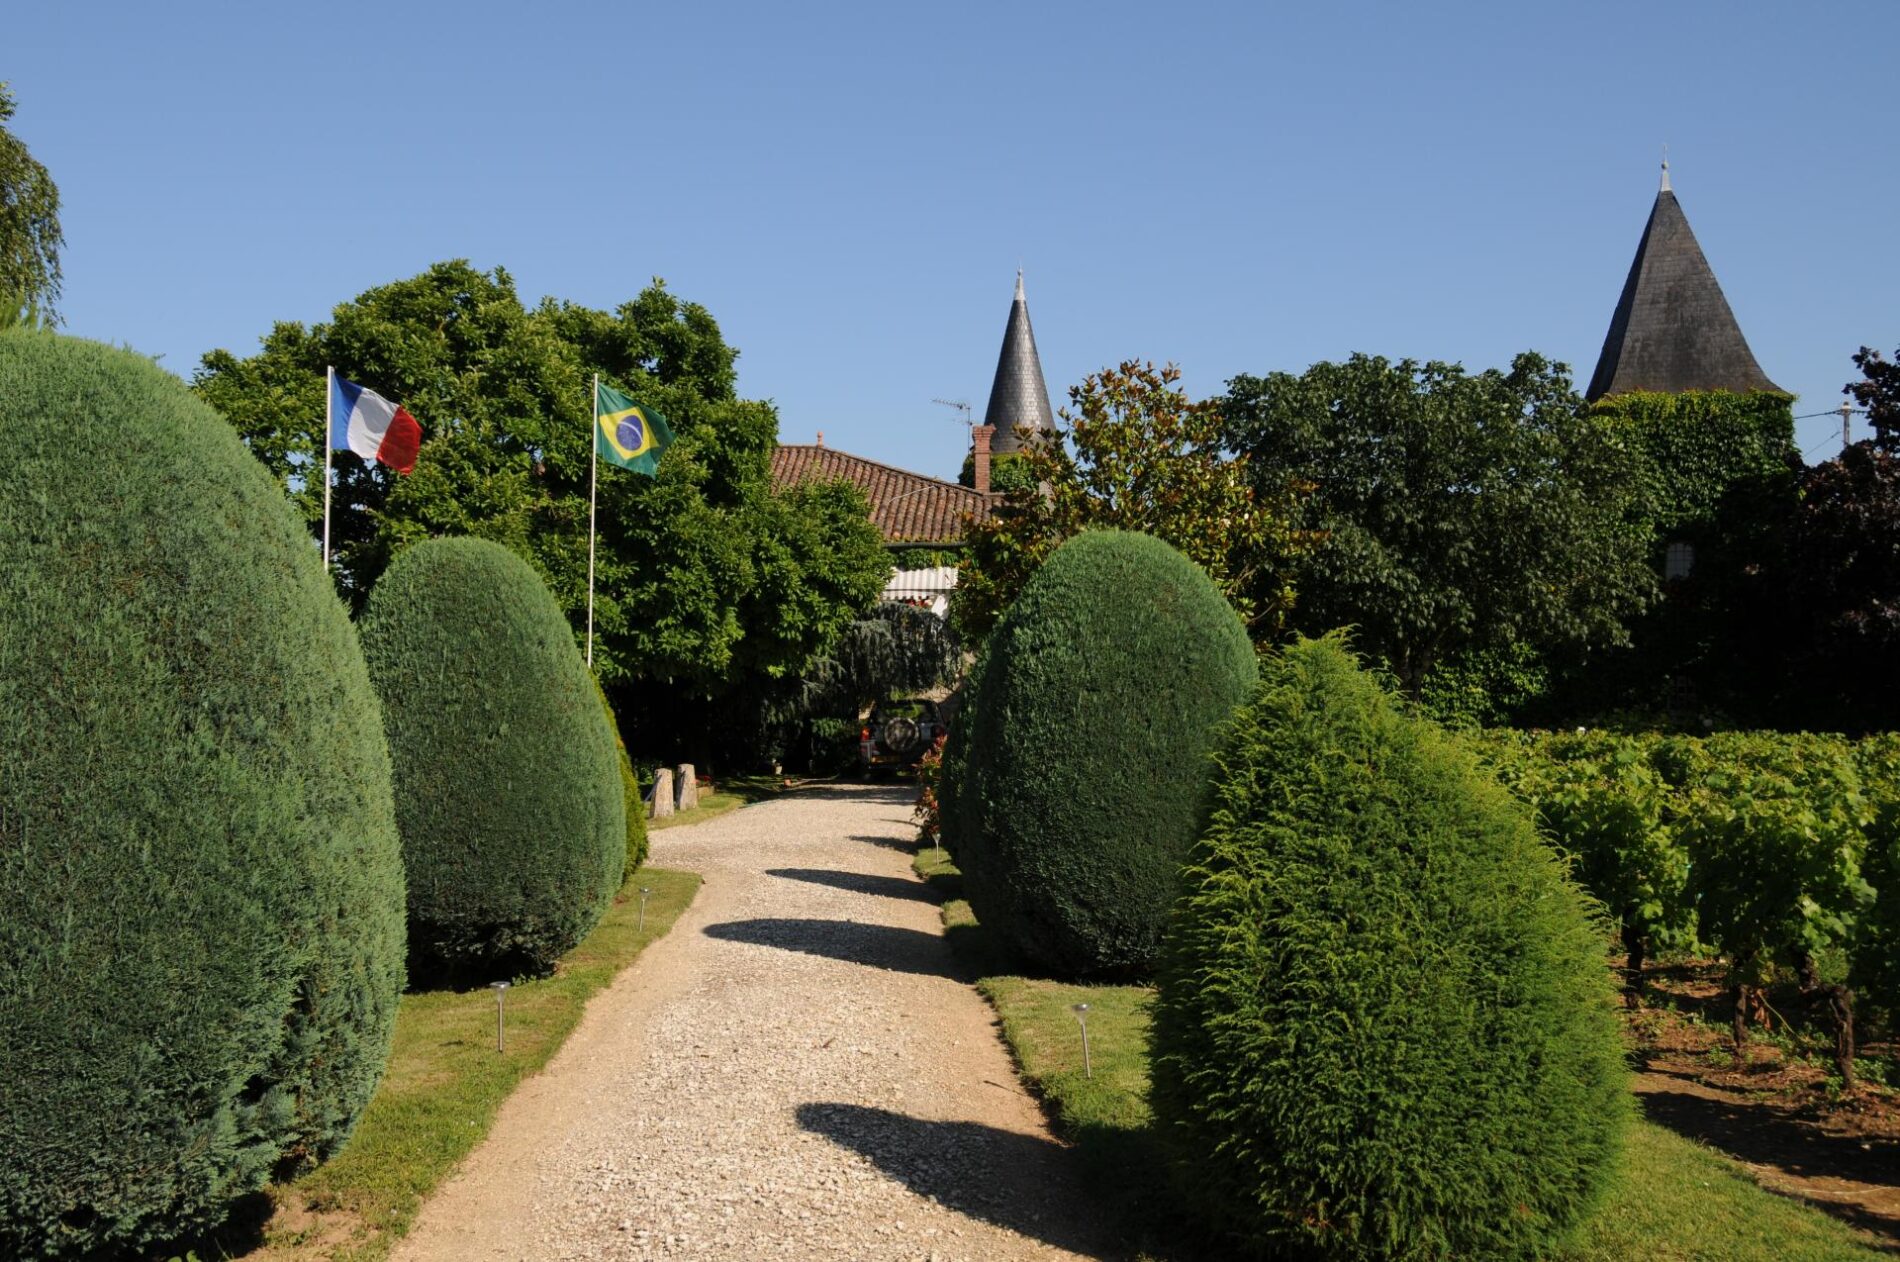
[1015, 267, 1024, 301]
[1660, 144, 1671, 193]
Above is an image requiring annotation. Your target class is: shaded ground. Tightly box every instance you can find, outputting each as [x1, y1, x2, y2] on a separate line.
[1630, 959, 1900, 1246]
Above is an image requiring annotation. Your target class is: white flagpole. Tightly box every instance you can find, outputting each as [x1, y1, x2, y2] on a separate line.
[586, 373, 600, 667]
[323, 366, 334, 570]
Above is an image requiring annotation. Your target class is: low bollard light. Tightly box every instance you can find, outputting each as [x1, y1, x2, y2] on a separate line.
[491, 980, 510, 1053]
[638, 885, 652, 934]
[1071, 1002, 1093, 1079]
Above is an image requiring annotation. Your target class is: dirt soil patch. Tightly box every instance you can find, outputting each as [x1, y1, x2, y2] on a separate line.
[1629, 958, 1900, 1245]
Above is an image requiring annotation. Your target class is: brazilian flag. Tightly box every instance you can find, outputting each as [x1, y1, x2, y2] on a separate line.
[595, 381, 675, 475]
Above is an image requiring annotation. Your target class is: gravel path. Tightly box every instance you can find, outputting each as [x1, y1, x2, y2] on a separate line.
[389, 785, 1117, 1262]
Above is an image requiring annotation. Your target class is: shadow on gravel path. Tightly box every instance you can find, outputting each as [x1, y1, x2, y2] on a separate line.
[766, 867, 936, 902]
[702, 917, 958, 978]
[796, 1103, 1112, 1256]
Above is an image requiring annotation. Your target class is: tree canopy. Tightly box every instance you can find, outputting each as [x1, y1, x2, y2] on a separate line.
[194, 261, 889, 702]
[0, 83, 63, 325]
[1770, 346, 1900, 730]
[1223, 352, 1655, 695]
[952, 360, 1305, 642]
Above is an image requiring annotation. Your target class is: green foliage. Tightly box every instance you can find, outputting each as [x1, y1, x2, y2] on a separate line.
[1476, 729, 1694, 989]
[952, 530, 1258, 976]
[1677, 734, 1872, 985]
[1415, 641, 1551, 729]
[1484, 726, 1900, 1053]
[0, 333, 405, 1258]
[597, 678, 649, 878]
[744, 601, 963, 771]
[0, 84, 63, 324]
[1854, 735, 1900, 1021]
[1774, 353, 1900, 732]
[359, 537, 625, 977]
[1153, 637, 1628, 1261]
[1553, 390, 1798, 726]
[1225, 352, 1654, 696]
[1588, 390, 1798, 538]
[954, 360, 1305, 643]
[193, 261, 889, 705]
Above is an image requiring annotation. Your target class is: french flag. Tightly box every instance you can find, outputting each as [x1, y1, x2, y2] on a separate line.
[329, 374, 422, 474]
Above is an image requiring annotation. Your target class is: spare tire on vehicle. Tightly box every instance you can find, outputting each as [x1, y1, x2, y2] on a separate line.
[882, 715, 921, 753]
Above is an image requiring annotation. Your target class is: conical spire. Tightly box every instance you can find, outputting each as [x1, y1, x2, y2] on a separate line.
[982, 270, 1055, 454]
[1585, 177, 1780, 401]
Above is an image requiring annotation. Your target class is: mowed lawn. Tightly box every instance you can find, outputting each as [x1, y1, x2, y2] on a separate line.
[915, 849, 1886, 1262]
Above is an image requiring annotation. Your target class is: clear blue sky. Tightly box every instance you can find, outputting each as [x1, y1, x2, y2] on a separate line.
[12, 1, 1897, 474]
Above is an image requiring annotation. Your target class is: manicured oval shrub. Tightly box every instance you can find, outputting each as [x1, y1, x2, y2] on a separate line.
[952, 529, 1257, 976]
[359, 537, 624, 976]
[0, 332, 406, 1259]
[1152, 636, 1627, 1262]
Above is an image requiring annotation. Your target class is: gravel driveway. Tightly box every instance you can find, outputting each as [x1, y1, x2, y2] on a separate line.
[389, 785, 1117, 1262]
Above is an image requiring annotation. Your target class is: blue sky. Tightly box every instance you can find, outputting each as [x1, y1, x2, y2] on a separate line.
[12, 2, 1897, 475]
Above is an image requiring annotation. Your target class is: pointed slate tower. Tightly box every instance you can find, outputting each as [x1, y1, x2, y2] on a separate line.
[1586, 162, 1781, 401]
[983, 270, 1056, 454]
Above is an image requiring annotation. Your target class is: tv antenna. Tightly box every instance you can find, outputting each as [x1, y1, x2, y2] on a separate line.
[933, 398, 973, 435]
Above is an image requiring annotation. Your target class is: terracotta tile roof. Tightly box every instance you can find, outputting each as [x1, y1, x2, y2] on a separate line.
[771, 445, 992, 545]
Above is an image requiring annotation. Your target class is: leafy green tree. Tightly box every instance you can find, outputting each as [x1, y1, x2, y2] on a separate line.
[1223, 353, 1655, 696]
[194, 262, 889, 722]
[0, 83, 63, 325]
[740, 600, 962, 771]
[952, 360, 1305, 642]
[1769, 347, 1900, 730]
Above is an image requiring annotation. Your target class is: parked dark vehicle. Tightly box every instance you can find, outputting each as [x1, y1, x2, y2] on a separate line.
[859, 699, 944, 776]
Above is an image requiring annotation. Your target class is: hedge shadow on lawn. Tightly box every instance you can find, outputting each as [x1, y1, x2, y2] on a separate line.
[701, 918, 955, 978]
[795, 1103, 1108, 1255]
[1638, 1087, 1900, 1241]
[765, 867, 936, 902]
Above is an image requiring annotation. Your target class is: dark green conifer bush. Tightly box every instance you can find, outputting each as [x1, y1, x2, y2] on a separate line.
[1152, 635, 1627, 1262]
[598, 679, 649, 878]
[359, 537, 624, 976]
[0, 332, 406, 1259]
[953, 529, 1257, 976]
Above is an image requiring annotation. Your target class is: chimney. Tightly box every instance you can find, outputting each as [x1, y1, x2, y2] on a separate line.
[971, 425, 994, 495]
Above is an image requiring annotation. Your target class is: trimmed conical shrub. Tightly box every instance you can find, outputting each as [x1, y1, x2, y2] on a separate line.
[1151, 635, 1628, 1261]
[952, 529, 1257, 976]
[359, 537, 624, 976]
[0, 332, 406, 1259]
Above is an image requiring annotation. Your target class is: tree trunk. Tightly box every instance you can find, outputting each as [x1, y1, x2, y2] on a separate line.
[1799, 952, 1857, 1090]
[1830, 986, 1857, 1090]
[1621, 918, 1647, 1008]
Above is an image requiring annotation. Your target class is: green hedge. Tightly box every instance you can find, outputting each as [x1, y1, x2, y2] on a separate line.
[1476, 727, 1887, 1078]
[359, 537, 624, 977]
[951, 529, 1257, 977]
[0, 332, 406, 1258]
[1154, 637, 1627, 1260]
[598, 677, 649, 877]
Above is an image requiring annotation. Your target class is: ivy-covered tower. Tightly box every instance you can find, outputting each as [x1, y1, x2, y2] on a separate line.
[1586, 161, 1782, 401]
[1571, 162, 1799, 724]
[982, 270, 1056, 455]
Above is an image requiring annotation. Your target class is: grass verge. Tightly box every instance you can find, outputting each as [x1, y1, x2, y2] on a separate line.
[649, 790, 751, 830]
[915, 847, 1886, 1262]
[247, 868, 700, 1261]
